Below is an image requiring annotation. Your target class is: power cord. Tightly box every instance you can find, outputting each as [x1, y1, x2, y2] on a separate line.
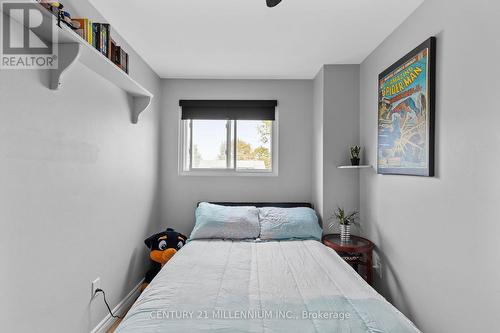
[95, 288, 124, 319]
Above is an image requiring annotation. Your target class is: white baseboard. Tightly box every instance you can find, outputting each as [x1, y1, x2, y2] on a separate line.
[91, 279, 144, 333]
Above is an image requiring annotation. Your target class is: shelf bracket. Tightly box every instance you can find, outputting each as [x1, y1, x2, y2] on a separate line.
[50, 43, 80, 90]
[131, 95, 153, 124]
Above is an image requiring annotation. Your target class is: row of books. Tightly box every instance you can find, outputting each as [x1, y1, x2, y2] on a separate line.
[73, 18, 129, 74]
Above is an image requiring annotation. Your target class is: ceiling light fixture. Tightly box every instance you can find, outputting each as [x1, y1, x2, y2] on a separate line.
[266, 0, 282, 8]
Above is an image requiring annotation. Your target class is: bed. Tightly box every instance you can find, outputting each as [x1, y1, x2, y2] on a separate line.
[116, 203, 420, 333]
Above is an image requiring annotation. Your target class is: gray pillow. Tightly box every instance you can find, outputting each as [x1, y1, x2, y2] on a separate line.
[258, 207, 323, 240]
[189, 202, 260, 240]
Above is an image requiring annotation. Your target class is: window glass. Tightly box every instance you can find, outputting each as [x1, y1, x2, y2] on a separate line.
[236, 120, 272, 171]
[191, 120, 228, 169]
[183, 119, 273, 173]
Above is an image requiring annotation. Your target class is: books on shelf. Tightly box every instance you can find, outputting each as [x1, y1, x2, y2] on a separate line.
[44, 7, 130, 75]
[75, 18, 128, 74]
[89, 23, 111, 57]
[73, 18, 92, 45]
[111, 45, 129, 74]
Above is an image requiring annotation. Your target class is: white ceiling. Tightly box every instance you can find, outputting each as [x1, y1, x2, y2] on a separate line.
[89, 0, 423, 79]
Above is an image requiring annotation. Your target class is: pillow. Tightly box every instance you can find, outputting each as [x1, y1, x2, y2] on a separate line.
[258, 207, 322, 241]
[189, 202, 260, 240]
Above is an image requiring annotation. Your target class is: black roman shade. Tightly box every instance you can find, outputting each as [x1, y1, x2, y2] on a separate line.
[179, 100, 277, 120]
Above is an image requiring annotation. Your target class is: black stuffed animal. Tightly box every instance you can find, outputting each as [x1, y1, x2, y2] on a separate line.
[142, 228, 187, 290]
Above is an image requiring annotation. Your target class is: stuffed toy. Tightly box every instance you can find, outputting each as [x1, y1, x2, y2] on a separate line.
[39, 1, 80, 30]
[142, 228, 187, 290]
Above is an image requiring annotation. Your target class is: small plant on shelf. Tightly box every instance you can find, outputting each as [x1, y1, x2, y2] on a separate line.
[350, 145, 361, 166]
[329, 207, 359, 242]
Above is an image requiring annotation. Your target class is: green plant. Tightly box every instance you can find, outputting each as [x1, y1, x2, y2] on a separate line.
[350, 145, 361, 159]
[329, 207, 359, 228]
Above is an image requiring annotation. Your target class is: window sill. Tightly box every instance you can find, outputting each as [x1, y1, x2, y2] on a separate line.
[179, 170, 278, 177]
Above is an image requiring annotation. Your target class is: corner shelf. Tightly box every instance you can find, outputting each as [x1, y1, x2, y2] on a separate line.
[337, 165, 372, 169]
[5, 0, 153, 124]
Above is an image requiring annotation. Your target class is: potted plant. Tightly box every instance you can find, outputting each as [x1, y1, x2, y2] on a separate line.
[350, 145, 361, 166]
[329, 207, 359, 242]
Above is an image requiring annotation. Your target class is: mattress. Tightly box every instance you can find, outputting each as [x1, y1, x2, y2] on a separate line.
[116, 239, 420, 332]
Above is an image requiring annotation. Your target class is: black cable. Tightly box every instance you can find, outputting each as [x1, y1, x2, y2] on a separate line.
[95, 288, 124, 319]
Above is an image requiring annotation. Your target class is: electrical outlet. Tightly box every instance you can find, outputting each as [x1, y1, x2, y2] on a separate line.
[91, 277, 101, 299]
[372, 252, 382, 279]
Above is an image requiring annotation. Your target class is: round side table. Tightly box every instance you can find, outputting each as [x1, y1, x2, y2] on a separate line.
[322, 234, 374, 285]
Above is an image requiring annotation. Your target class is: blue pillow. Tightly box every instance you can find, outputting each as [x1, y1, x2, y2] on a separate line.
[189, 202, 260, 240]
[258, 207, 322, 241]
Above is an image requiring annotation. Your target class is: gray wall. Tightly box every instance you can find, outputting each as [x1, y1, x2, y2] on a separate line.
[0, 10, 161, 333]
[323, 65, 360, 227]
[359, 0, 500, 332]
[160, 79, 313, 235]
[312, 65, 360, 230]
[312, 69, 324, 220]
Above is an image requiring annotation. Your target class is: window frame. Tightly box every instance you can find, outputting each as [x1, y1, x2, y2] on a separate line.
[178, 109, 279, 177]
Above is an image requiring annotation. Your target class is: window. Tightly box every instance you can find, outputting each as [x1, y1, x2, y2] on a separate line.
[179, 100, 277, 175]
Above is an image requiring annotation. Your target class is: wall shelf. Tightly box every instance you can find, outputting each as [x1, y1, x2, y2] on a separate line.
[337, 165, 372, 169]
[4, 1, 153, 124]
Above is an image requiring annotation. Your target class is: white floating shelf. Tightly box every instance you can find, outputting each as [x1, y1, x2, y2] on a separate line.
[4, 1, 153, 123]
[337, 165, 372, 169]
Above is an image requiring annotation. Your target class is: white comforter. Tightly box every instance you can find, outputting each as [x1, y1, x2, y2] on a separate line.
[116, 240, 420, 333]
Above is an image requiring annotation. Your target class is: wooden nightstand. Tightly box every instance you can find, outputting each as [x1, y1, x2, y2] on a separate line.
[322, 234, 374, 285]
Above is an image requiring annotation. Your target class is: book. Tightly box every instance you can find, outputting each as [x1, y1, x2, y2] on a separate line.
[100, 25, 103, 51]
[100, 24, 110, 57]
[120, 48, 127, 72]
[106, 25, 112, 59]
[87, 19, 93, 45]
[125, 52, 129, 74]
[108, 38, 116, 61]
[92, 23, 100, 51]
[73, 18, 88, 41]
[114, 45, 121, 67]
[98, 24, 103, 53]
